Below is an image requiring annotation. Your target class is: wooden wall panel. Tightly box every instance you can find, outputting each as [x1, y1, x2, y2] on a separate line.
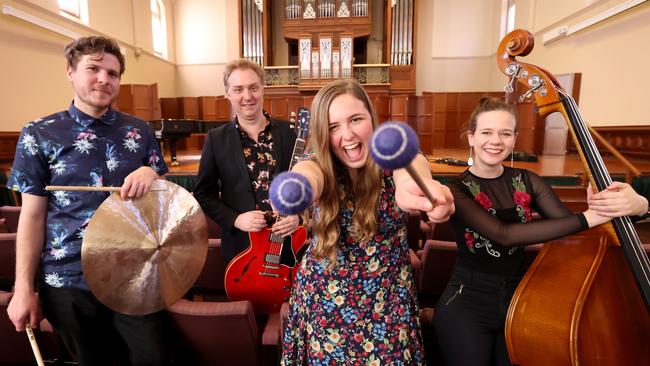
[429, 93, 448, 149]
[304, 96, 315, 113]
[178, 97, 199, 119]
[198, 97, 218, 121]
[390, 95, 408, 122]
[407, 96, 434, 154]
[115, 84, 159, 121]
[160, 97, 179, 119]
[0, 132, 19, 164]
[515, 102, 545, 155]
[370, 95, 391, 124]
[424, 91, 506, 149]
[216, 97, 232, 120]
[287, 97, 307, 117]
[389, 66, 416, 94]
[151, 84, 161, 120]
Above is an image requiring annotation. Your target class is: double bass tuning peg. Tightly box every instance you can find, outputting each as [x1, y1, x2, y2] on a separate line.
[504, 63, 522, 94]
[518, 76, 548, 103]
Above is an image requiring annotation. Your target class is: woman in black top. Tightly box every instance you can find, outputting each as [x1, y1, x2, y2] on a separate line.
[435, 97, 648, 366]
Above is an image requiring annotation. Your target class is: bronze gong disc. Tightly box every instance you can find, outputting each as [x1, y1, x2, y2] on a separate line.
[82, 179, 208, 315]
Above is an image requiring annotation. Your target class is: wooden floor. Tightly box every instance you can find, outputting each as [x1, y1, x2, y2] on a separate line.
[166, 148, 650, 243]
[166, 148, 650, 179]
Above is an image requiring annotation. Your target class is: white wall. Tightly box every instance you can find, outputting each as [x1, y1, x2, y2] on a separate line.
[0, 0, 177, 131]
[417, 0, 506, 92]
[513, 0, 650, 125]
[416, 0, 650, 126]
[3, 0, 649, 130]
[174, 0, 239, 96]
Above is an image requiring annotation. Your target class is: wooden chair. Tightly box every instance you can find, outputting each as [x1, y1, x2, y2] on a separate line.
[192, 239, 227, 301]
[0, 233, 16, 291]
[0, 291, 62, 364]
[417, 240, 457, 308]
[167, 299, 262, 366]
[0, 205, 21, 233]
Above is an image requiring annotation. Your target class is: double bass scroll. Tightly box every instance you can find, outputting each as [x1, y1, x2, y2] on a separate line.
[497, 29, 650, 366]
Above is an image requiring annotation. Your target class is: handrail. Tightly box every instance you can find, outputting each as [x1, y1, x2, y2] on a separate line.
[353, 63, 391, 68]
[587, 125, 641, 183]
[263, 66, 299, 70]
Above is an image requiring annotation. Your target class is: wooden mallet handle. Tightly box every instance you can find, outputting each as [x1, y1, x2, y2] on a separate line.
[25, 324, 45, 366]
[45, 186, 166, 192]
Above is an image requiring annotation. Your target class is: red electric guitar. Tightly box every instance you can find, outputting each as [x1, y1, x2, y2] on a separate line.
[224, 108, 310, 313]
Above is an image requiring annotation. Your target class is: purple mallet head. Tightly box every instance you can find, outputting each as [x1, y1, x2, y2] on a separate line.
[270, 172, 313, 215]
[370, 122, 419, 170]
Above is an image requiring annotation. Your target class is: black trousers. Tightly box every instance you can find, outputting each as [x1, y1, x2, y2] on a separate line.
[434, 266, 521, 366]
[39, 285, 168, 366]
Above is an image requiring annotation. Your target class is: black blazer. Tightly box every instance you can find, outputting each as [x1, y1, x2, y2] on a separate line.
[194, 118, 297, 264]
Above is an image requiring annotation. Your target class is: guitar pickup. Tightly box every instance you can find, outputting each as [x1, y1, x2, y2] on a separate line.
[259, 272, 280, 278]
[265, 254, 281, 264]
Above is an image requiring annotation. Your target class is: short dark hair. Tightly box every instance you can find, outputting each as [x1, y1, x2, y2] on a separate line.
[467, 96, 518, 133]
[64, 36, 125, 76]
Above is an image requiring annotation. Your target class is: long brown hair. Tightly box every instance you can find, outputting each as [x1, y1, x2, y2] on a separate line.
[308, 79, 382, 264]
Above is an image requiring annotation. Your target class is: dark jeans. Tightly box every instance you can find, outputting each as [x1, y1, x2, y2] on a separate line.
[434, 266, 522, 366]
[39, 285, 168, 366]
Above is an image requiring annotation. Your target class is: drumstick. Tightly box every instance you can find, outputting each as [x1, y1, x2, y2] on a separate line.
[45, 186, 167, 192]
[25, 324, 45, 366]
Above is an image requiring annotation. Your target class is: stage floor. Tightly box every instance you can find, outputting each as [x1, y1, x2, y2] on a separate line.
[164, 148, 650, 242]
[166, 148, 650, 180]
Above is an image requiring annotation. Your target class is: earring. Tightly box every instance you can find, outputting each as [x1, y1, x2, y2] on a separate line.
[510, 150, 514, 168]
[467, 146, 474, 166]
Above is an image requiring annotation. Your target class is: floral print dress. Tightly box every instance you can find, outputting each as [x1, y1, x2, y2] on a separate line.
[281, 171, 425, 365]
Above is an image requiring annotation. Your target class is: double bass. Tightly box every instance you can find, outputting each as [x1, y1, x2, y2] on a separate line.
[497, 30, 650, 365]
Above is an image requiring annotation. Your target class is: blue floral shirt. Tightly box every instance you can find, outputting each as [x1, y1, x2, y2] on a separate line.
[8, 103, 168, 290]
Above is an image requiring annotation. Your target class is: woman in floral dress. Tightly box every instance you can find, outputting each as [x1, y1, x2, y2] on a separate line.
[435, 97, 648, 366]
[281, 79, 455, 365]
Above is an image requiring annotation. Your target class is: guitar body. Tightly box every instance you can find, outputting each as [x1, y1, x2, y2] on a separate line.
[224, 226, 308, 313]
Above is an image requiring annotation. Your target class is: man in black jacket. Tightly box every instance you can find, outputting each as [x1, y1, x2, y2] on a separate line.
[194, 59, 300, 264]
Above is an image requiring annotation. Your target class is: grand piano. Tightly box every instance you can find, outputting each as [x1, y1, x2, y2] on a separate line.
[147, 119, 228, 166]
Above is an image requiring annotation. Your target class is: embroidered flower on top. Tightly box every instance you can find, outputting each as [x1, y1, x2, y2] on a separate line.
[512, 173, 533, 222]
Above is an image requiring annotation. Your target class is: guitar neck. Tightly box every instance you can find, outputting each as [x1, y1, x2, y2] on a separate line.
[288, 138, 306, 171]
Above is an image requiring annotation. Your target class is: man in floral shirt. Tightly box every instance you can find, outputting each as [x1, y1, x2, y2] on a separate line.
[194, 59, 300, 264]
[6, 36, 169, 365]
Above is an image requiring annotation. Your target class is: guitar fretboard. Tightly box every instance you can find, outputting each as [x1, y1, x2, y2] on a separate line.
[289, 139, 305, 170]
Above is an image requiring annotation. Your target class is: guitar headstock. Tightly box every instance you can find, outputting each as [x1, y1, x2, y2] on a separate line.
[296, 107, 310, 140]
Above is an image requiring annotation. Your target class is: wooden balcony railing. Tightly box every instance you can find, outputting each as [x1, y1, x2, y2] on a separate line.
[353, 64, 390, 85]
[264, 63, 390, 88]
[264, 66, 300, 87]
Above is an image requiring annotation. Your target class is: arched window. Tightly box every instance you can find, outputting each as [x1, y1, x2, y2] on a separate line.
[58, 0, 88, 25]
[500, 0, 516, 39]
[151, 0, 168, 58]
